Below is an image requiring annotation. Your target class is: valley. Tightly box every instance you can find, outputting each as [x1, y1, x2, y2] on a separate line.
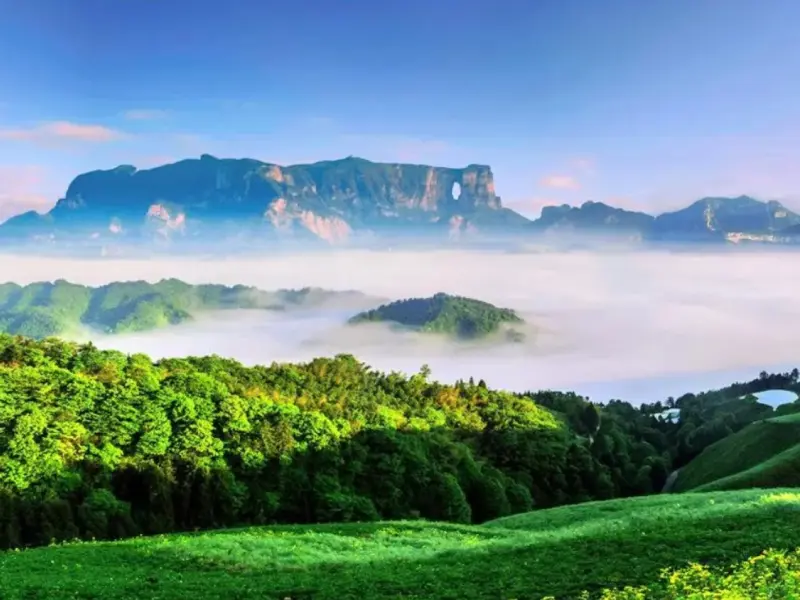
[4, 1, 800, 597]
[2, 330, 800, 598]
[3, 250, 800, 599]
[3, 249, 798, 400]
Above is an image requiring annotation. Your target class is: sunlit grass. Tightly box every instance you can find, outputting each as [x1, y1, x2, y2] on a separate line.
[675, 413, 800, 492]
[4, 488, 800, 599]
[579, 548, 800, 599]
[759, 491, 800, 504]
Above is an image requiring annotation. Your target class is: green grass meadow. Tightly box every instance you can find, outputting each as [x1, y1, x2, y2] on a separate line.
[675, 412, 800, 492]
[4, 488, 800, 599]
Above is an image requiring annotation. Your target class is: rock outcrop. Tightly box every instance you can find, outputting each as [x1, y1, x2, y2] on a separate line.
[650, 196, 800, 242]
[3, 156, 800, 250]
[531, 201, 654, 238]
[527, 197, 800, 244]
[0, 155, 524, 246]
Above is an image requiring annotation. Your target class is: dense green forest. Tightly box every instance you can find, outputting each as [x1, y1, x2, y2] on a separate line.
[348, 292, 525, 340]
[2, 333, 799, 550]
[0, 279, 372, 339]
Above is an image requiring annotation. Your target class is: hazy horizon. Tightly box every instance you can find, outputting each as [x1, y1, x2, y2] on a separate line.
[4, 2, 800, 220]
[1, 248, 797, 405]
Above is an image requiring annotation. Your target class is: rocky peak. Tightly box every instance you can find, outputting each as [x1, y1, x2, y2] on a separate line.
[535, 201, 653, 232]
[653, 195, 800, 237]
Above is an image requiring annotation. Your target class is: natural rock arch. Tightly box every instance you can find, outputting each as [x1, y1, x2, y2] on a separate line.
[451, 181, 462, 201]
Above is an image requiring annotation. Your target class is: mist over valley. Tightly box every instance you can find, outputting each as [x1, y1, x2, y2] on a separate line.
[3, 247, 797, 404]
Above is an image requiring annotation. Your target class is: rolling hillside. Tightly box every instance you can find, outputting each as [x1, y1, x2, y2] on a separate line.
[694, 443, 800, 493]
[3, 336, 800, 597]
[4, 489, 800, 599]
[674, 413, 800, 492]
[0, 279, 375, 338]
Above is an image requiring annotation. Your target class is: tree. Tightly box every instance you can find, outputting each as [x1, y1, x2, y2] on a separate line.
[2, 332, 747, 550]
[579, 403, 601, 436]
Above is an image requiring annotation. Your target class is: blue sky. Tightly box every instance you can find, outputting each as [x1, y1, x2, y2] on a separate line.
[1, 0, 799, 221]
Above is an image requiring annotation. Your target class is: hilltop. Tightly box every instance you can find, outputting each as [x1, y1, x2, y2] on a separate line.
[0, 279, 375, 338]
[2, 155, 800, 250]
[347, 292, 525, 341]
[674, 412, 800, 492]
[0, 333, 674, 553]
[4, 489, 800, 599]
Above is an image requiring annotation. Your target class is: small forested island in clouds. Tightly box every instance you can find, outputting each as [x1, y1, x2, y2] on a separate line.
[0, 279, 377, 338]
[348, 292, 526, 342]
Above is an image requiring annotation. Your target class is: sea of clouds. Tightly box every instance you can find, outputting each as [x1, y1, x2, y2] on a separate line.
[2, 248, 798, 405]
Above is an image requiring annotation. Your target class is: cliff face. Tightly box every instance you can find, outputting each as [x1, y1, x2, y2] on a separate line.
[532, 201, 654, 236]
[527, 197, 800, 244]
[650, 196, 800, 242]
[5, 157, 800, 250]
[1, 155, 519, 245]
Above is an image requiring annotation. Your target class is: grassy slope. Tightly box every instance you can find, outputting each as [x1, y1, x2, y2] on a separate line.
[694, 444, 800, 492]
[5, 489, 800, 599]
[675, 413, 800, 492]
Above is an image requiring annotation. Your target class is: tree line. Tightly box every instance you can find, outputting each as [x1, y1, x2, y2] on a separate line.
[1, 333, 797, 549]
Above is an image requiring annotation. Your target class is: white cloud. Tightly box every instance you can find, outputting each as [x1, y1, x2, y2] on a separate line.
[122, 109, 169, 121]
[1, 249, 798, 404]
[0, 166, 56, 222]
[539, 175, 580, 190]
[0, 121, 124, 143]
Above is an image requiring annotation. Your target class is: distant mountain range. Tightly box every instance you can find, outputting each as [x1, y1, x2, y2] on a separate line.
[532, 197, 800, 244]
[2, 155, 800, 251]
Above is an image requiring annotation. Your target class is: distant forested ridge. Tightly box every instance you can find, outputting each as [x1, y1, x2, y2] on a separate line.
[1, 333, 799, 549]
[348, 292, 525, 340]
[0, 279, 373, 339]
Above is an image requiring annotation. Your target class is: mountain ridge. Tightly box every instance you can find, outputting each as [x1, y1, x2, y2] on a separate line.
[3, 155, 800, 249]
[0, 278, 380, 338]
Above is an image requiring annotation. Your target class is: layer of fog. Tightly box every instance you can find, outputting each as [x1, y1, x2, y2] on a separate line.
[3, 249, 800, 404]
[750, 390, 799, 408]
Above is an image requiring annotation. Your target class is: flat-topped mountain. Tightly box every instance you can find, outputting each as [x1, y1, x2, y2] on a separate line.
[0, 279, 376, 338]
[0, 155, 527, 247]
[2, 155, 800, 249]
[348, 292, 525, 341]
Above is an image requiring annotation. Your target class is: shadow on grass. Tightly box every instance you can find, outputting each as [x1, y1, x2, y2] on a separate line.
[143, 498, 800, 599]
[5, 493, 800, 599]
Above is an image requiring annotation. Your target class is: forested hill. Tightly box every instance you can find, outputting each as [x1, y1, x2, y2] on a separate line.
[348, 292, 524, 340]
[0, 279, 375, 339]
[0, 333, 657, 548]
[2, 334, 800, 549]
